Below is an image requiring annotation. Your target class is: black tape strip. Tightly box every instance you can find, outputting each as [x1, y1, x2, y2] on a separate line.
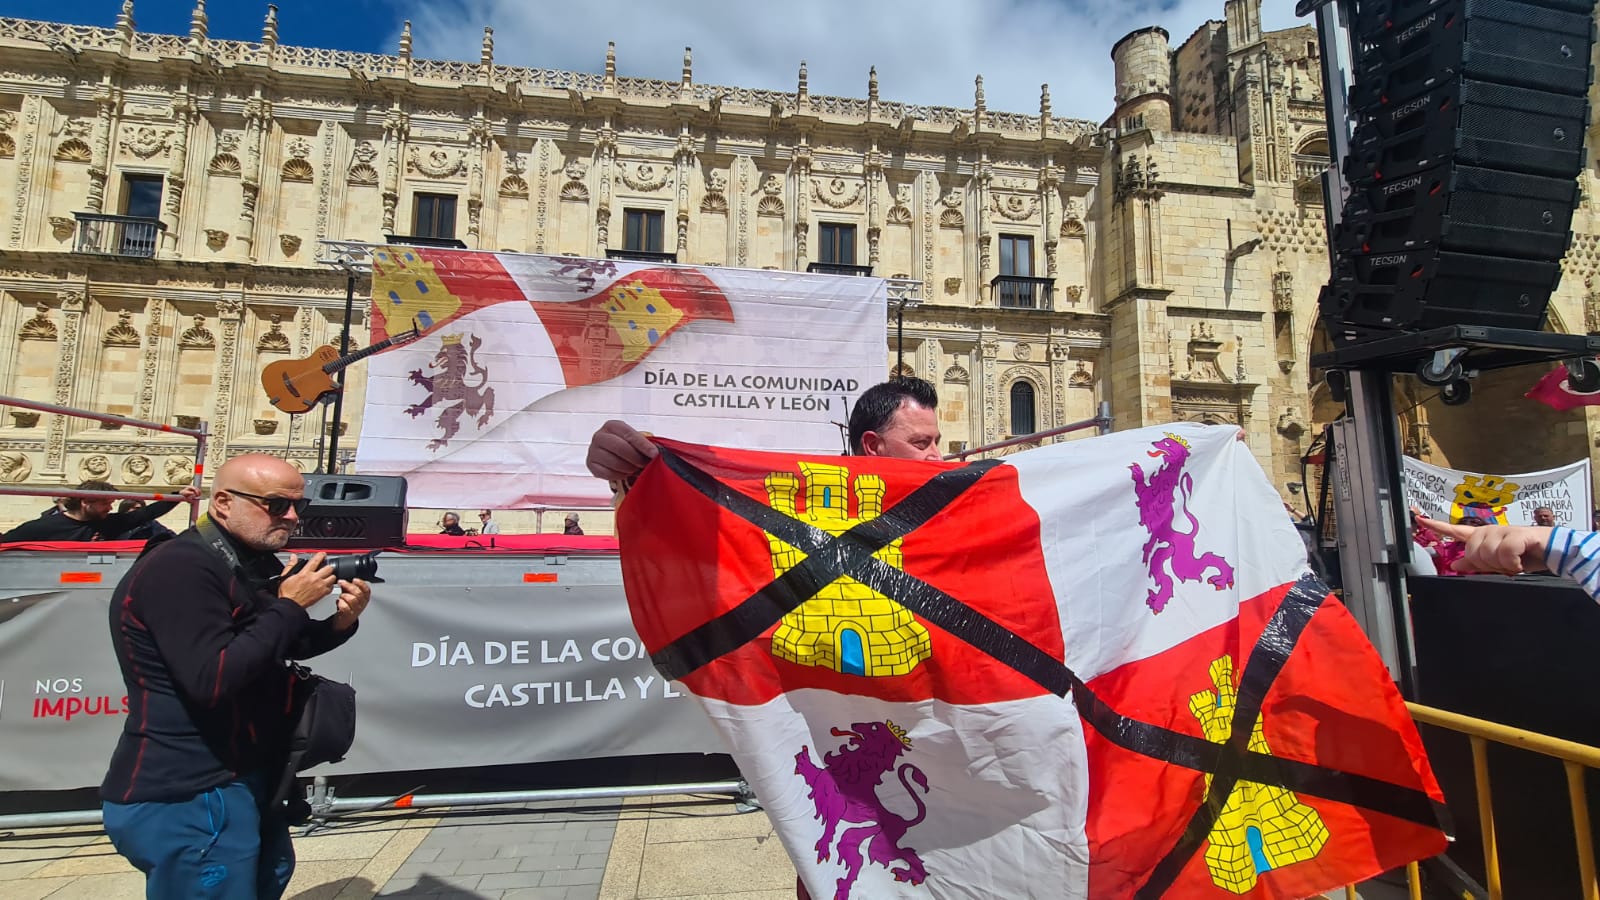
[1134, 578, 1322, 898]
[649, 446, 1001, 679]
[643, 452, 1445, 872]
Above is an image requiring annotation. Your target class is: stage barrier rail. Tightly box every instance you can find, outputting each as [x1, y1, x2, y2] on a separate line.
[0, 395, 206, 526]
[1339, 702, 1600, 900]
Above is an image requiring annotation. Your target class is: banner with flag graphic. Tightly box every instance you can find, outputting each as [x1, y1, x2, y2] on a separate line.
[1526, 360, 1600, 411]
[617, 424, 1448, 899]
[356, 248, 886, 508]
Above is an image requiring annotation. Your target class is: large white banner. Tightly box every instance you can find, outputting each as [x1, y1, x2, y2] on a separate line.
[1401, 456, 1593, 526]
[355, 249, 886, 508]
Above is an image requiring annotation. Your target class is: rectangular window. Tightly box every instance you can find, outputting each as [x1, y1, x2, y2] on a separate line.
[818, 223, 857, 266]
[122, 174, 163, 219]
[624, 209, 665, 253]
[999, 235, 1033, 277]
[412, 193, 458, 240]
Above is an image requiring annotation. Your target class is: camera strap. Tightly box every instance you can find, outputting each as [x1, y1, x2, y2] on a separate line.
[194, 514, 279, 592]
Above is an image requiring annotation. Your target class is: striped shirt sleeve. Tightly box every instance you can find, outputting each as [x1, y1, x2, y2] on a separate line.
[1546, 527, 1600, 599]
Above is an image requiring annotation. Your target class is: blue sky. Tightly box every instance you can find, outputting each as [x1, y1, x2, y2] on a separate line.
[1, 0, 1305, 120]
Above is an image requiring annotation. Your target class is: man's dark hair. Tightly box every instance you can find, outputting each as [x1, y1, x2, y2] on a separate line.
[847, 376, 938, 455]
[64, 479, 115, 512]
[118, 498, 145, 514]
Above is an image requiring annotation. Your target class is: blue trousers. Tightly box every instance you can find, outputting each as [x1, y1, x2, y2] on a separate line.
[103, 778, 294, 899]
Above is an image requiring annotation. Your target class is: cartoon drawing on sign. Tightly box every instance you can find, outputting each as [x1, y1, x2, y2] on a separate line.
[406, 333, 496, 451]
[765, 463, 932, 676]
[1449, 474, 1520, 524]
[1129, 433, 1235, 613]
[1190, 656, 1329, 893]
[795, 720, 929, 899]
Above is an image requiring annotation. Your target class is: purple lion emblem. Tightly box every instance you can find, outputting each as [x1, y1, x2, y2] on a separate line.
[1128, 433, 1236, 613]
[794, 720, 930, 899]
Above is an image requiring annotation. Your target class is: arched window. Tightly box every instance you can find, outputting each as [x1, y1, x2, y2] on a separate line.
[1010, 381, 1036, 436]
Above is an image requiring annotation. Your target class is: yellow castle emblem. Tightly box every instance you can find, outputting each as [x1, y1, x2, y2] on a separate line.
[604, 279, 685, 362]
[372, 248, 463, 336]
[764, 463, 931, 677]
[1449, 474, 1520, 524]
[1189, 656, 1328, 893]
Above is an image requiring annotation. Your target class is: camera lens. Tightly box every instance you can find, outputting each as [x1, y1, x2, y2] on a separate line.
[330, 550, 381, 582]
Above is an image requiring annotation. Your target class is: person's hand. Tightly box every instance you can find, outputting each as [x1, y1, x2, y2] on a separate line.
[331, 578, 371, 632]
[585, 420, 658, 484]
[277, 552, 336, 608]
[1451, 525, 1555, 575]
[176, 486, 202, 502]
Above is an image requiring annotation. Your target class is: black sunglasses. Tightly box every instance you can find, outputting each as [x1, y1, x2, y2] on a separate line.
[225, 489, 311, 518]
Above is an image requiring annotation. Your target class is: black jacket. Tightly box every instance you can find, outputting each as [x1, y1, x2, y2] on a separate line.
[100, 522, 357, 803]
[2, 500, 179, 543]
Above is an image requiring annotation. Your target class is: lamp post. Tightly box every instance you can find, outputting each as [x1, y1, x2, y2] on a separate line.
[887, 280, 921, 375]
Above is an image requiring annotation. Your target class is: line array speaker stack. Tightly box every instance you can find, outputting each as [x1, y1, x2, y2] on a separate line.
[1319, 0, 1598, 338]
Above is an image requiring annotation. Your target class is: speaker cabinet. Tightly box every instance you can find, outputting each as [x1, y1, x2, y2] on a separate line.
[288, 474, 409, 549]
[1320, 0, 1596, 337]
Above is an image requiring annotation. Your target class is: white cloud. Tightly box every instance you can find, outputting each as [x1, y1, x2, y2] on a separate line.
[396, 0, 1310, 122]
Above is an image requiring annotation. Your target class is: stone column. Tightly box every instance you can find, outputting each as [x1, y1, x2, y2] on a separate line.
[595, 124, 616, 251]
[980, 334, 1000, 445]
[380, 107, 408, 236]
[86, 86, 118, 214]
[239, 96, 271, 259]
[208, 295, 244, 477]
[45, 289, 86, 478]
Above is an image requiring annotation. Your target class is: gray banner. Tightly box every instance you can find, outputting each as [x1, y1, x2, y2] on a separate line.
[0, 552, 722, 793]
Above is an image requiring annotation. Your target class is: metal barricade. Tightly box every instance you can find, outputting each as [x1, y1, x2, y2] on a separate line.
[0, 395, 206, 526]
[1342, 702, 1600, 900]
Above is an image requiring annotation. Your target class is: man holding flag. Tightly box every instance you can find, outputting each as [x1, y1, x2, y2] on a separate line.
[592, 383, 1449, 898]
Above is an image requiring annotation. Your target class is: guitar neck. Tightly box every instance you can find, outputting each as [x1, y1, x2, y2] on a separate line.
[321, 333, 413, 374]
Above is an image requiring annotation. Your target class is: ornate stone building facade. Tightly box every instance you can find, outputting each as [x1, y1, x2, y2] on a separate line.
[0, 0, 1595, 531]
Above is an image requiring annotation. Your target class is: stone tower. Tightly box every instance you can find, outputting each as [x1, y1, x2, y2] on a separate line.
[1111, 26, 1174, 133]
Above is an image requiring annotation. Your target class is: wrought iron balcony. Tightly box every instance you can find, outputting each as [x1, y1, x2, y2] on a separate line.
[991, 275, 1055, 310]
[605, 248, 677, 264]
[73, 213, 165, 258]
[806, 262, 874, 277]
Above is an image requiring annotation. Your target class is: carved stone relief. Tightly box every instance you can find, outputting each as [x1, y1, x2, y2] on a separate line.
[281, 158, 315, 182]
[257, 313, 291, 353]
[346, 140, 378, 186]
[119, 125, 172, 159]
[102, 311, 141, 348]
[408, 146, 466, 178]
[19, 303, 56, 341]
[500, 175, 530, 197]
[557, 160, 588, 201]
[178, 314, 215, 349]
[944, 363, 970, 384]
[0, 452, 30, 482]
[208, 153, 241, 176]
[811, 176, 864, 209]
[617, 161, 672, 193]
[79, 454, 111, 481]
[757, 173, 785, 217]
[280, 234, 301, 256]
[164, 456, 194, 485]
[991, 194, 1038, 222]
[56, 139, 92, 162]
[122, 454, 153, 484]
[205, 229, 228, 250]
[1069, 361, 1093, 387]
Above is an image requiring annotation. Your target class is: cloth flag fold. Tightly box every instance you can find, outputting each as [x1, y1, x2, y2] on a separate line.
[618, 423, 1448, 899]
[356, 247, 884, 508]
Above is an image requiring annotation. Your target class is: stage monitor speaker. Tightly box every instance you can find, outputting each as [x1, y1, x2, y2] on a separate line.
[288, 474, 409, 549]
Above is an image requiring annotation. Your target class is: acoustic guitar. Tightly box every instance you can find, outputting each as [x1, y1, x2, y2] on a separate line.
[263, 325, 421, 415]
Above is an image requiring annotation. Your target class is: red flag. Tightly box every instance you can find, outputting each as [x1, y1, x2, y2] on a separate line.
[1526, 362, 1600, 411]
[618, 428, 1449, 898]
[368, 247, 734, 388]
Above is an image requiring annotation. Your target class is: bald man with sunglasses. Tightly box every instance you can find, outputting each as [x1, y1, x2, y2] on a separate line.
[100, 453, 372, 900]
